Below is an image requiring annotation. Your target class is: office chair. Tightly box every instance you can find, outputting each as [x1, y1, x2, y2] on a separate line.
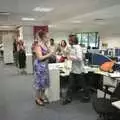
[93, 83, 120, 120]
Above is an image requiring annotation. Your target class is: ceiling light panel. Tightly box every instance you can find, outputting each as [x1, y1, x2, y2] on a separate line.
[48, 24, 56, 28]
[33, 7, 54, 12]
[71, 20, 81, 23]
[21, 17, 35, 21]
[0, 26, 10, 28]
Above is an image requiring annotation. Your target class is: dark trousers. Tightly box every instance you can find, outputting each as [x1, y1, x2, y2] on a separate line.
[13, 52, 19, 67]
[18, 51, 26, 69]
[66, 73, 89, 99]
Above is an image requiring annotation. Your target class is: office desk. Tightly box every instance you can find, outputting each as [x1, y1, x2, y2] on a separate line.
[95, 71, 120, 98]
[95, 71, 120, 79]
[59, 64, 98, 76]
[59, 63, 120, 88]
[49, 62, 120, 100]
[95, 71, 120, 86]
[112, 101, 120, 109]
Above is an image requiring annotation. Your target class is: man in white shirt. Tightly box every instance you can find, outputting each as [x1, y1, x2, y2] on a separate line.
[62, 34, 89, 105]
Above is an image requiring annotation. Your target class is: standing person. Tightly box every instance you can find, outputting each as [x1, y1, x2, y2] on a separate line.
[34, 30, 54, 106]
[18, 40, 26, 74]
[13, 38, 19, 67]
[62, 34, 89, 105]
[49, 38, 56, 52]
[48, 38, 56, 63]
[60, 40, 68, 56]
[57, 40, 69, 62]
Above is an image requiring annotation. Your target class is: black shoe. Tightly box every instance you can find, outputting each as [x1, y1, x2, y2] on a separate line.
[62, 98, 72, 105]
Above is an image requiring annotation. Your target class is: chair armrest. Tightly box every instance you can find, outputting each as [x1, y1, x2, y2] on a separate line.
[111, 97, 119, 102]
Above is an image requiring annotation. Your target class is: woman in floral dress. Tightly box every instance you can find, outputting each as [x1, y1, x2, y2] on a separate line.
[34, 30, 54, 106]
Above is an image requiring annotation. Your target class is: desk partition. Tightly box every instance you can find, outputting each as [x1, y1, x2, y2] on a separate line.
[90, 53, 111, 65]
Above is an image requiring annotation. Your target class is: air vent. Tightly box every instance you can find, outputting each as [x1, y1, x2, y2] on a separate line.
[94, 18, 104, 21]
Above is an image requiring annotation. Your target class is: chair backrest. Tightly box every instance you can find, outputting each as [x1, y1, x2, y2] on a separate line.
[111, 83, 120, 99]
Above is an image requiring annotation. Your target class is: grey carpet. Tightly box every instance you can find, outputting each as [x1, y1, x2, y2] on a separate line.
[0, 63, 97, 120]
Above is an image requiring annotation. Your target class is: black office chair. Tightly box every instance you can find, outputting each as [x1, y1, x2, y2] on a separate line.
[93, 83, 120, 120]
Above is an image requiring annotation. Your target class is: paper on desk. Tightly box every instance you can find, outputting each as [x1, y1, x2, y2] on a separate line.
[112, 101, 120, 109]
[109, 72, 120, 78]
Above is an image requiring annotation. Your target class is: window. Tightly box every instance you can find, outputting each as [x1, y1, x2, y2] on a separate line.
[77, 32, 99, 48]
[89, 33, 96, 48]
[81, 33, 88, 47]
[77, 34, 82, 43]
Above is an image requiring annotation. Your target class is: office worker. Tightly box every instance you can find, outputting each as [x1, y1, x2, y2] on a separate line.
[18, 40, 26, 74]
[49, 38, 56, 52]
[62, 34, 89, 105]
[48, 38, 56, 63]
[13, 38, 19, 67]
[34, 30, 54, 106]
[57, 40, 69, 62]
[60, 40, 69, 57]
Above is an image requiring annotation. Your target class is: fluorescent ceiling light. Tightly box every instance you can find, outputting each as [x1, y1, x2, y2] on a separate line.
[33, 7, 54, 12]
[71, 20, 81, 23]
[21, 17, 35, 21]
[95, 22, 105, 25]
[48, 24, 56, 28]
[0, 26, 10, 28]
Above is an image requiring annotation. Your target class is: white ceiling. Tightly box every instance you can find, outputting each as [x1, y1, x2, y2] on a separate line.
[0, 0, 120, 35]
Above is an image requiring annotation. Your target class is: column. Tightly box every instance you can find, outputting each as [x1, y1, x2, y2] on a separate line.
[3, 32, 15, 64]
[23, 26, 33, 74]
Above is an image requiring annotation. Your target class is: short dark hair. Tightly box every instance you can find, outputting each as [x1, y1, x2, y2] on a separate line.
[50, 38, 54, 45]
[50, 38, 54, 42]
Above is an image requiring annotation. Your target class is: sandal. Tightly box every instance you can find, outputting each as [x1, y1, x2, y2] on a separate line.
[40, 97, 49, 104]
[35, 99, 45, 106]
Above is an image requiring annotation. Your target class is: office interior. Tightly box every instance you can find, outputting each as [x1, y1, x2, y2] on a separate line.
[0, 0, 120, 120]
